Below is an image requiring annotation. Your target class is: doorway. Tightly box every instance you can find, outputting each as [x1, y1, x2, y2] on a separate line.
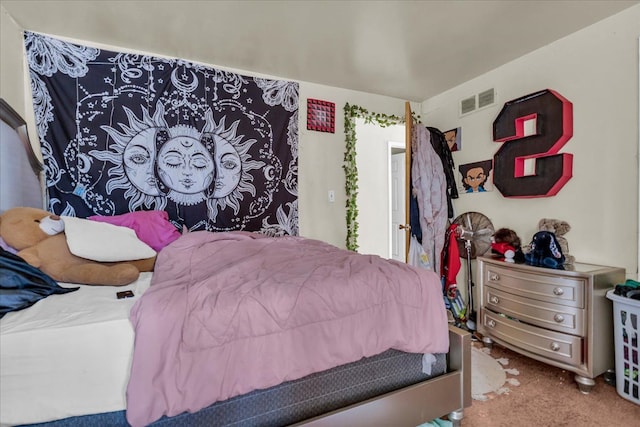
[354, 119, 405, 259]
[389, 143, 406, 262]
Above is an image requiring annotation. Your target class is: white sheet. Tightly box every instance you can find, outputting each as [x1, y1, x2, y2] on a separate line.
[0, 273, 152, 426]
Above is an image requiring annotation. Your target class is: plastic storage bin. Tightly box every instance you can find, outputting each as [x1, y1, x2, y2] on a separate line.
[607, 289, 640, 405]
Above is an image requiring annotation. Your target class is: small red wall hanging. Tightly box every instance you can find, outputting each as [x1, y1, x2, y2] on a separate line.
[493, 89, 573, 198]
[307, 98, 335, 133]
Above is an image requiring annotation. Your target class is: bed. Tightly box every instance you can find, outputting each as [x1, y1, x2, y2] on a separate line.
[0, 97, 471, 427]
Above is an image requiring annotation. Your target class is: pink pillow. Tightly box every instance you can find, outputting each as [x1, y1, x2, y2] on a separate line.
[88, 211, 181, 252]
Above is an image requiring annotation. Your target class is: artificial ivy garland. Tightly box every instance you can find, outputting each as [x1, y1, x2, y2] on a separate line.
[342, 103, 406, 251]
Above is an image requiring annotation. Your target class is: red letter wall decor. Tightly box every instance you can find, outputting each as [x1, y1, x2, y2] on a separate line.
[492, 89, 573, 198]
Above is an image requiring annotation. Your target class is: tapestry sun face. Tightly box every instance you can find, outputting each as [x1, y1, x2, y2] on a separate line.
[24, 32, 299, 235]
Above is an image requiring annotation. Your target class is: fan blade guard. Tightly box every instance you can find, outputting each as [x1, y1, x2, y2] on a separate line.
[452, 211, 495, 259]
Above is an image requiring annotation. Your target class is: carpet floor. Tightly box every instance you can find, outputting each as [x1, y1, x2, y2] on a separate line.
[461, 341, 640, 427]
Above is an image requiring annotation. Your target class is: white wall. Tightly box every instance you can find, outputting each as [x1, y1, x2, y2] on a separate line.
[297, 83, 409, 249]
[1, 5, 26, 115]
[422, 5, 640, 279]
[297, 85, 413, 249]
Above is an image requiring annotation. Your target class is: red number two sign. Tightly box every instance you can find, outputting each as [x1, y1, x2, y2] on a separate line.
[493, 89, 573, 198]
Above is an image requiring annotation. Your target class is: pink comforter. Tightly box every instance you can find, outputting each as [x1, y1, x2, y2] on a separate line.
[126, 231, 449, 427]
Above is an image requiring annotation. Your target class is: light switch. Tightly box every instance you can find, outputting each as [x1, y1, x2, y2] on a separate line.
[328, 190, 335, 202]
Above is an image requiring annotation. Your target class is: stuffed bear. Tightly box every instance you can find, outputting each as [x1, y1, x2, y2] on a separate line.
[491, 228, 525, 263]
[537, 218, 574, 265]
[0, 207, 156, 286]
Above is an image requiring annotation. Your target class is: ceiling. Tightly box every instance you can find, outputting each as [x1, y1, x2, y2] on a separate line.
[2, 0, 638, 101]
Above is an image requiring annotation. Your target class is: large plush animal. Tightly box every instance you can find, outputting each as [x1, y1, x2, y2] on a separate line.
[0, 207, 156, 286]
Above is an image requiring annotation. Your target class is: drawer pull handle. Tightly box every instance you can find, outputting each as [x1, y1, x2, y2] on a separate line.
[550, 342, 561, 351]
[489, 273, 500, 281]
[487, 320, 496, 328]
[553, 314, 565, 323]
[489, 296, 500, 304]
[553, 287, 564, 296]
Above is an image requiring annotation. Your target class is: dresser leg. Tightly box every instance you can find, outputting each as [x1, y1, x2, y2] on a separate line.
[574, 375, 595, 394]
[481, 336, 494, 349]
[448, 409, 464, 427]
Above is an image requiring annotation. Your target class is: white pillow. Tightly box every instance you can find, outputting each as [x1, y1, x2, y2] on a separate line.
[62, 216, 156, 262]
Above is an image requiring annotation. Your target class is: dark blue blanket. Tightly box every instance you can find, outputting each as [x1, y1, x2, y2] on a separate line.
[0, 248, 78, 317]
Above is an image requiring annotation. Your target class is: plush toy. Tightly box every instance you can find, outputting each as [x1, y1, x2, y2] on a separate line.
[491, 228, 525, 263]
[536, 218, 574, 265]
[524, 231, 566, 269]
[0, 207, 156, 286]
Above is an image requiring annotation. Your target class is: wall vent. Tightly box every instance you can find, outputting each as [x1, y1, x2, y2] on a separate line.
[478, 88, 496, 108]
[460, 96, 476, 115]
[459, 88, 497, 116]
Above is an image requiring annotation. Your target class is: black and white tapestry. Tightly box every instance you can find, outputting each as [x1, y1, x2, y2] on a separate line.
[24, 32, 299, 235]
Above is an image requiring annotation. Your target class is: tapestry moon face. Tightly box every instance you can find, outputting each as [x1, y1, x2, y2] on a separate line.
[24, 32, 299, 236]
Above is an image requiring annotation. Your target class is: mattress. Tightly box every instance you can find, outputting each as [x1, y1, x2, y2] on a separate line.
[22, 347, 447, 427]
[0, 273, 152, 426]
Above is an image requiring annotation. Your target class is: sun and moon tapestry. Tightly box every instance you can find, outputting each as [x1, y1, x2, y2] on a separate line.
[24, 32, 299, 235]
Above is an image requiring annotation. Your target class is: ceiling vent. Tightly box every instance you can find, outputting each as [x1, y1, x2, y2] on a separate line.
[478, 88, 496, 109]
[460, 96, 476, 115]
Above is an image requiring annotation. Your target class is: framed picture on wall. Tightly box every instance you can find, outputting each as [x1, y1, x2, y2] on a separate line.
[444, 127, 462, 152]
[307, 98, 335, 133]
[458, 159, 493, 194]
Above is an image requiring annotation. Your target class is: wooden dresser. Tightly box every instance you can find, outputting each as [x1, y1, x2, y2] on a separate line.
[477, 256, 625, 393]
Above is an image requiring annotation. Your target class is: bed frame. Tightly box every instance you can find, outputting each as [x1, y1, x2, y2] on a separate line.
[297, 325, 471, 427]
[0, 98, 45, 212]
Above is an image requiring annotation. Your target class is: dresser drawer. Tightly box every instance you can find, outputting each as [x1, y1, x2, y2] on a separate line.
[484, 286, 584, 335]
[482, 309, 582, 367]
[483, 264, 584, 308]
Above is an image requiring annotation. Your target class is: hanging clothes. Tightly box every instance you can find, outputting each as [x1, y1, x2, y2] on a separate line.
[441, 224, 466, 323]
[409, 181, 422, 244]
[427, 127, 458, 220]
[410, 124, 448, 273]
[441, 224, 461, 294]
